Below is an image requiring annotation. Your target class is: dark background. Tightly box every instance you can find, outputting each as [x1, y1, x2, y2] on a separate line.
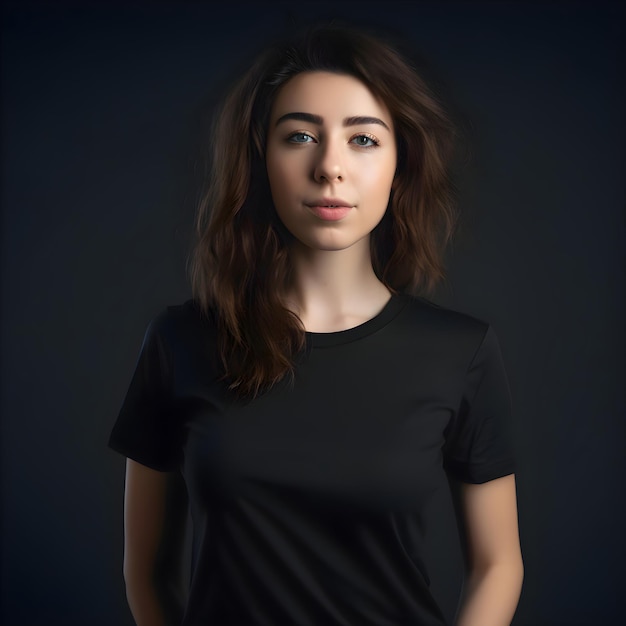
[1, 1, 624, 624]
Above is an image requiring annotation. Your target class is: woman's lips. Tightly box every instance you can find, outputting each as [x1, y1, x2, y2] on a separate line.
[306, 205, 352, 221]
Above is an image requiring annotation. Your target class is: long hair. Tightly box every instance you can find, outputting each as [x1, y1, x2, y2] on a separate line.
[188, 21, 459, 401]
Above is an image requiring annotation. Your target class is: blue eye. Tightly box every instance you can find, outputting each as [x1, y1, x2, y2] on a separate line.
[288, 132, 314, 143]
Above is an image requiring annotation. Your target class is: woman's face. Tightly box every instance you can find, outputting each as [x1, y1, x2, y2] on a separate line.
[265, 71, 397, 252]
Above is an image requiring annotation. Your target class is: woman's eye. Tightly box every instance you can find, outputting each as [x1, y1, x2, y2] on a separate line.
[351, 135, 379, 147]
[288, 132, 314, 143]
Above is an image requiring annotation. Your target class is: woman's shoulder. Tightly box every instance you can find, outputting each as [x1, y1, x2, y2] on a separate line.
[397, 293, 499, 367]
[146, 297, 218, 343]
[166, 297, 210, 319]
[400, 292, 491, 337]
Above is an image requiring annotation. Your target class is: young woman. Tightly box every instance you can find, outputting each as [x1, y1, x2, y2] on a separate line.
[109, 21, 523, 626]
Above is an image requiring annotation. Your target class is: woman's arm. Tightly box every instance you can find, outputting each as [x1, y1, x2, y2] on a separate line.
[449, 473, 524, 626]
[123, 459, 188, 626]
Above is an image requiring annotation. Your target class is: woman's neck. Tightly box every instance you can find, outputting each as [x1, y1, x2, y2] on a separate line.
[281, 238, 392, 332]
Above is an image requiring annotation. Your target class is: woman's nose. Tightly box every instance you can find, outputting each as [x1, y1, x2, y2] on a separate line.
[313, 140, 344, 183]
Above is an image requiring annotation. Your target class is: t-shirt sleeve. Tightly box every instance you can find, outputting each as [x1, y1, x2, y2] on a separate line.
[443, 324, 516, 484]
[108, 311, 182, 472]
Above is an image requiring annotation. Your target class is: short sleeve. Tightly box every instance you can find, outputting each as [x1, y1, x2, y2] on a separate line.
[108, 311, 181, 472]
[443, 324, 516, 484]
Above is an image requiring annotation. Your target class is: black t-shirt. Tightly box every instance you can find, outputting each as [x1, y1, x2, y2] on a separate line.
[108, 292, 516, 625]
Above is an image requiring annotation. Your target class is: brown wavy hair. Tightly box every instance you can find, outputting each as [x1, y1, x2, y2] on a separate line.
[188, 21, 460, 401]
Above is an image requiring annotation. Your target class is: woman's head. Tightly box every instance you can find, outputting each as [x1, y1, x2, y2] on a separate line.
[189, 21, 459, 399]
[265, 70, 397, 256]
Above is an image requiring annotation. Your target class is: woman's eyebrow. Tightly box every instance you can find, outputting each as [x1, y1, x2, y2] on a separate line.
[275, 112, 390, 131]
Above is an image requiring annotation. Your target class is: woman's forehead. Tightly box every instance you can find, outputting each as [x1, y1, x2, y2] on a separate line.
[269, 71, 393, 128]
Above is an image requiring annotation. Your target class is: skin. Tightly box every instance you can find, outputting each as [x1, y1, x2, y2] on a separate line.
[123, 459, 188, 626]
[265, 71, 397, 331]
[122, 70, 523, 626]
[451, 474, 524, 625]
